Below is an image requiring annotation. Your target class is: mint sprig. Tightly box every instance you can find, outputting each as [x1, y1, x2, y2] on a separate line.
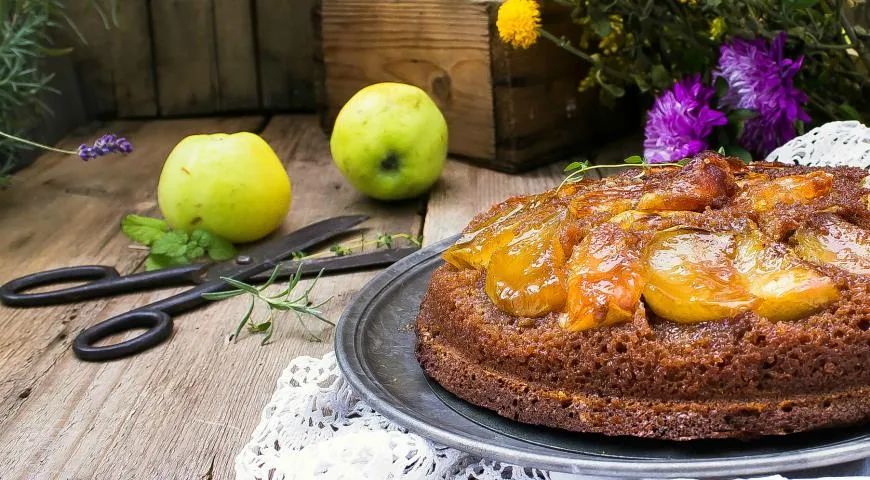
[121, 214, 238, 271]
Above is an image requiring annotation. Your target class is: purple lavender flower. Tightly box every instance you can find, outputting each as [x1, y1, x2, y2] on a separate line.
[716, 32, 810, 157]
[643, 74, 728, 163]
[77, 134, 134, 161]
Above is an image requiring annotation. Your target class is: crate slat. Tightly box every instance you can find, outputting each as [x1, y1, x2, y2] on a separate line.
[256, 0, 319, 110]
[214, 0, 260, 111]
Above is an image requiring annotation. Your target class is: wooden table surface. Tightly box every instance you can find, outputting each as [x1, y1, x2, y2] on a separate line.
[0, 114, 636, 479]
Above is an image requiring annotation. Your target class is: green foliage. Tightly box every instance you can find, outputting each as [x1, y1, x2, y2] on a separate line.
[0, 0, 120, 178]
[120, 214, 238, 271]
[549, 0, 869, 123]
[202, 265, 333, 345]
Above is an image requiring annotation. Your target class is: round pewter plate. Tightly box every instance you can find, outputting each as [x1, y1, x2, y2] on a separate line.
[334, 235, 870, 478]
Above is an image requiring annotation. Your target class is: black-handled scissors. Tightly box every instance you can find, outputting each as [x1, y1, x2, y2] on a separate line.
[0, 215, 418, 362]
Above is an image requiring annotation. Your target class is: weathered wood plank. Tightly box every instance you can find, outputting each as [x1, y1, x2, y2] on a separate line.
[111, 0, 158, 117]
[151, 0, 219, 115]
[320, 0, 494, 159]
[213, 0, 260, 111]
[256, 0, 319, 110]
[59, 1, 118, 118]
[0, 116, 265, 479]
[0, 115, 422, 479]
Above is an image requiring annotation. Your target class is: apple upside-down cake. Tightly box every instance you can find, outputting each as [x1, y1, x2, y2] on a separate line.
[415, 152, 870, 440]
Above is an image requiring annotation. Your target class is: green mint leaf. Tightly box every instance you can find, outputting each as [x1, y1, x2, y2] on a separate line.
[121, 214, 168, 246]
[291, 251, 307, 259]
[206, 235, 236, 261]
[330, 244, 352, 256]
[145, 253, 188, 271]
[624, 155, 644, 164]
[185, 244, 205, 260]
[191, 229, 213, 248]
[151, 231, 189, 257]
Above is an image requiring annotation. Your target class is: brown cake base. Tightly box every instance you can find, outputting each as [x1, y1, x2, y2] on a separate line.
[417, 337, 870, 441]
[415, 263, 870, 441]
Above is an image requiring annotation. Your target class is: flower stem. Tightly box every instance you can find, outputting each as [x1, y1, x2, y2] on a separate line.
[0, 130, 77, 156]
[537, 28, 634, 84]
[833, 0, 870, 75]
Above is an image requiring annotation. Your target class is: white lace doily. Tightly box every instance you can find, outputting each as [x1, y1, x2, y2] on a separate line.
[235, 353, 549, 480]
[237, 121, 870, 480]
[766, 121, 870, 168]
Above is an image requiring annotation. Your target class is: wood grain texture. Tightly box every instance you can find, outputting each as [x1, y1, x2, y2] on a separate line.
[321, 0, 494, 159]
[111, 0, 158, 117]
[489, 3, 642, 172]
[0, 116, 264, 479]
[151, 0, 219, 115]
[59, 1, 118, 118]
[256, 0, 319, 110]
[214, 0, 260, 111]
[0, 115, 424, 479]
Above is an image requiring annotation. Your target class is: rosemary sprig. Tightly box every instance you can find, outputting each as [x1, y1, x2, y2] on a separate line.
[558, 155, 686, 191]
[202, 265, 333, 345]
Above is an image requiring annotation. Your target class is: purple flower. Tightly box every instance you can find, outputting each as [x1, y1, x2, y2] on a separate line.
[643, 74, 728, 163]
[78, 134, 133, 161]
[716, 32, 810, 157]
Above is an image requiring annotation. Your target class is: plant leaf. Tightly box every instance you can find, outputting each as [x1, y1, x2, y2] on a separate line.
[207, 235, 236, 261]
[728, 109, 758, 122]
[624, 155, 644, 164]
[145, 253, 187, 271]
[650, 65, 671, 90]
[151, 230, 189, 257]
[121, 214, 168, 246]
[191, 229, 213, 248]
[722, 145, 754, 163]
[839, 103, 862, 121]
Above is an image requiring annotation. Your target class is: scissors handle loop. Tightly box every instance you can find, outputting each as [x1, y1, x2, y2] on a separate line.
[73, 309, 172, 361]
[0, 264, 202, 307]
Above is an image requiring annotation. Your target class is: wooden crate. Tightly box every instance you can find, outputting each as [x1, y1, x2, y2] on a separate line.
[60, 0, 321, 119]
[319, 0, 641, 173]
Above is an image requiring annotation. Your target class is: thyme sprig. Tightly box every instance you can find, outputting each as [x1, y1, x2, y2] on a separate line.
[203, 265, 332, 345]
[558, 155, 685, 190]
[292, 232, 423, 261]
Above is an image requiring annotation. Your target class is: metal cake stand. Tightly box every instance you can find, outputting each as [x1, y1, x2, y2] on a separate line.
[334, 236, 870, 478]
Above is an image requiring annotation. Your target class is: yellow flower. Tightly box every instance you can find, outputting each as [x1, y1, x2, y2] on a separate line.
[599, 15, 624, 55]
[709, 17, 726, 40]
[497, 0, 541, 49]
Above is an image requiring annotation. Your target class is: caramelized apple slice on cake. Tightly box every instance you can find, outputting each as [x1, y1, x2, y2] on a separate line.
[733, 227, 839, 321]
[442, 192, 558, 269]
[642, 229, 757, 324]
[792, 213, 870, 275]
[732, 171, 833, 213]
[561, 223, 646, 331]
[637, 152, 740, 212]
[485, 211, 568, 317]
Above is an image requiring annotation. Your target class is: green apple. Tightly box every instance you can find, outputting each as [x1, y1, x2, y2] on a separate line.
[157, 132, 291, 243]
[330, 82, 448, 200]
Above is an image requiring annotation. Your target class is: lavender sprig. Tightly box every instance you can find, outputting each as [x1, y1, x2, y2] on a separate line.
[0, 130, 133, 161]
[77, 134, 134, 160]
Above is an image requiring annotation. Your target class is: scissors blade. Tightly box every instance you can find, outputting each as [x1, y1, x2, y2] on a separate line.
[204, 215, 370, 281]
[246, 246, 419, 282]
